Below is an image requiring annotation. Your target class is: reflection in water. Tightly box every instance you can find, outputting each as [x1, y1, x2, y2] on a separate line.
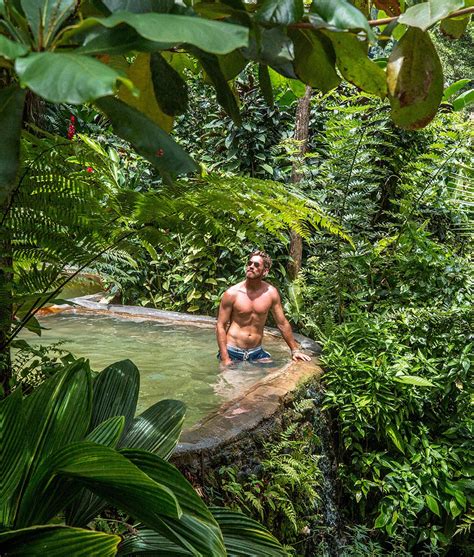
[21, 312, 289, 425]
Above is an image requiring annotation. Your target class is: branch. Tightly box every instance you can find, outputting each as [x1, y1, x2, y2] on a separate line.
[290, 7, 474, 30]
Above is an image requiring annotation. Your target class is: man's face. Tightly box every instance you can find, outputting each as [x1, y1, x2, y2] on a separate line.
[245, 256, 267, 279]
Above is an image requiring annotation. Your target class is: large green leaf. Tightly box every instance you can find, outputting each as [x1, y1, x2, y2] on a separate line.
[387, 28, 443, 129]
[23, 360, 92, 479]
[118, 528, 190, 555]
[398, 0, 464, 32]
[101, 0, 175, 13]
[0, 389, 28, 502]
[211, 507, 288, 557]
[118, 53, 174, 132]
[0, 85, 26, 206]
[95, 96, 198, 176]
[191, 47, 241, 125]
[21, 0, 76, 48]
[255, 0, 304, 25]
[0, 34, 28, 59]
[65, 416, 125, 528]
[0, 525, 120, 556]
[323, 31, 387, 97]
[87, 415, 125, 446]
[243, 27, 296, 79]
[90, 359, 139, 433]
[290, 29, 340, 93]
[442, 78, 471, 102]
[76, 13, 249, 54]
[150, 51, 188, 116]
[15, 52, 134, 103]
[453, 89, 474, 111]
[123, 449, 225, 557]
[118, 399, 186, 459]
[309, 0, 374, 40]
[75, 25, 154, 56]
[15, 442, 181, 528]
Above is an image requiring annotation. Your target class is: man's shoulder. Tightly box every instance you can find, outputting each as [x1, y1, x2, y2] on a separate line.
[225, 282, 244, 297]
[263, 281, 278, 294]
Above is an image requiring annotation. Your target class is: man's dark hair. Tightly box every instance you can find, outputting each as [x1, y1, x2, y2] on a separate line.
[249, 250, 272, 271]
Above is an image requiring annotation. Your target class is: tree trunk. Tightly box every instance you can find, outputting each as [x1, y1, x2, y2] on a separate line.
[287, 85, 312, 280]
[0, 217, 13, 396]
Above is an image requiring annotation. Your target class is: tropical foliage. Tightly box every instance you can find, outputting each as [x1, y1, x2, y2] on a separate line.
[0, 357, 287, 556]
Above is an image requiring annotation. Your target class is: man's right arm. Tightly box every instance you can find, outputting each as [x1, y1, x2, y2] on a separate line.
[216, 290, 234, 367]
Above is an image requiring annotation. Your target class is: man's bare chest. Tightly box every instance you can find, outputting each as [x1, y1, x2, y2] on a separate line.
[232, 291, 272, 318]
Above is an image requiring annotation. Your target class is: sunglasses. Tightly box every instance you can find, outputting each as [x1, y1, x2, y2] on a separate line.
[246, 260, 261, 268]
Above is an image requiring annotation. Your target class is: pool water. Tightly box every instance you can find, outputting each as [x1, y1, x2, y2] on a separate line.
[22, 312, 290, 425]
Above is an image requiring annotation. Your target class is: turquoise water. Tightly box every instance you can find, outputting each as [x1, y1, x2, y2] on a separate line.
[23, 312, 290, 425]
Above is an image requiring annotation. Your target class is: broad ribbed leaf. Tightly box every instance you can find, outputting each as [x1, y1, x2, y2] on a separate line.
[23, 360, 92, 479]
[393, 374, 435, 387]
[88, 415, 125, 446]
[118, 399, 185, 459]
[118, 53, 174, 132]
[65, 416, 125, 528]
[90, 359, 139, 432]
[309, 0, 374, 40]
[211, 507, 288, 557]
[118, 528, 190, 555]
[0, 389, 28, 502]
[150, 51, 188, 116]
[290, 29, 340, 93]
[15, 52, 134, 104]
[425, 494, 441, 517]
[398, 0, 464, 32]
[76, 25, 153, 56]
[123, 449, 225, 557]
[255, 0, 303, 25]
[0, 525, 120, 556]
[16, 442, 181, 528]
[77, 13, 249, 54]
[21, 0, 76, 48]
[323, 31, 386, 97]
[387, 28, 443, 129]
[0, 35, 28, 59]
[190, 48, 241, 125]
[95, 96, 198, 176]
[218, 50, 247, 81]
[0, 85, 25, 205]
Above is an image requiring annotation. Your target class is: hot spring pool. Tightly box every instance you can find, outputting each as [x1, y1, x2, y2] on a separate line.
[22, 311, 291, 426]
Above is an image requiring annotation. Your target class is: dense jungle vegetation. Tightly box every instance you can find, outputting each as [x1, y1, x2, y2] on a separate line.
[1, 1, 473, 556]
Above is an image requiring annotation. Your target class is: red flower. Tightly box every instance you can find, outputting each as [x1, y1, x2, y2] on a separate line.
[86, 167, 94, 173]
[156, 148, 164, 157]
[70, 114, 75, 123]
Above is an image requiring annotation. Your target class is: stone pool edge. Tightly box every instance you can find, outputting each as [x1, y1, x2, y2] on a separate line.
[40, 296, 323, 456]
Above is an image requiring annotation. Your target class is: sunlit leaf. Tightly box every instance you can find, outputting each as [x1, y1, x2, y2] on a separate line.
[309, 0, 374, 40]
[398, 0, 464, 32]
[118, 52, 174, 132]
[0, 35, 28, 59]
[393, 374, 435, 387]
[425, 494, 441, 517]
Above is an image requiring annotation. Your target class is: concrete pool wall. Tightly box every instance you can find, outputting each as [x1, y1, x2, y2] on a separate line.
[40, 295, 323, 468]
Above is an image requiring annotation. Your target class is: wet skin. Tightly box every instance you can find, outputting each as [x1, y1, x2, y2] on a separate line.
[216, 256, 311, 367]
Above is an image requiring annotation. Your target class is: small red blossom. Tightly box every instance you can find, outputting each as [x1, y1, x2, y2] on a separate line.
[86, 167, 94, 173]
[67, 124, 76, 140]
[155, 148, 164, 157]
[70, 114, 75, 123]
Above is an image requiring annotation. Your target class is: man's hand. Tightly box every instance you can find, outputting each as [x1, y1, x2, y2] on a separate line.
[220, 356, 234, 369]
[291, 350, 311, 362]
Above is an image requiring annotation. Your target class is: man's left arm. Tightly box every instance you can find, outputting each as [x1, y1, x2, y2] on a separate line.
[270, 289, 311, 362]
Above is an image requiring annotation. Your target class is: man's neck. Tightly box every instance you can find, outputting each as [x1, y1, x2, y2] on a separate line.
[244, 277, 263, 291]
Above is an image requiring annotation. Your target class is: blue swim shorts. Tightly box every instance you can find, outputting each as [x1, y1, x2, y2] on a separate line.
[218, 344, 272, 362]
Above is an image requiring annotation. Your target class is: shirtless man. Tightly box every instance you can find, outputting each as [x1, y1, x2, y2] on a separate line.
[216, 250, 311, 366]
